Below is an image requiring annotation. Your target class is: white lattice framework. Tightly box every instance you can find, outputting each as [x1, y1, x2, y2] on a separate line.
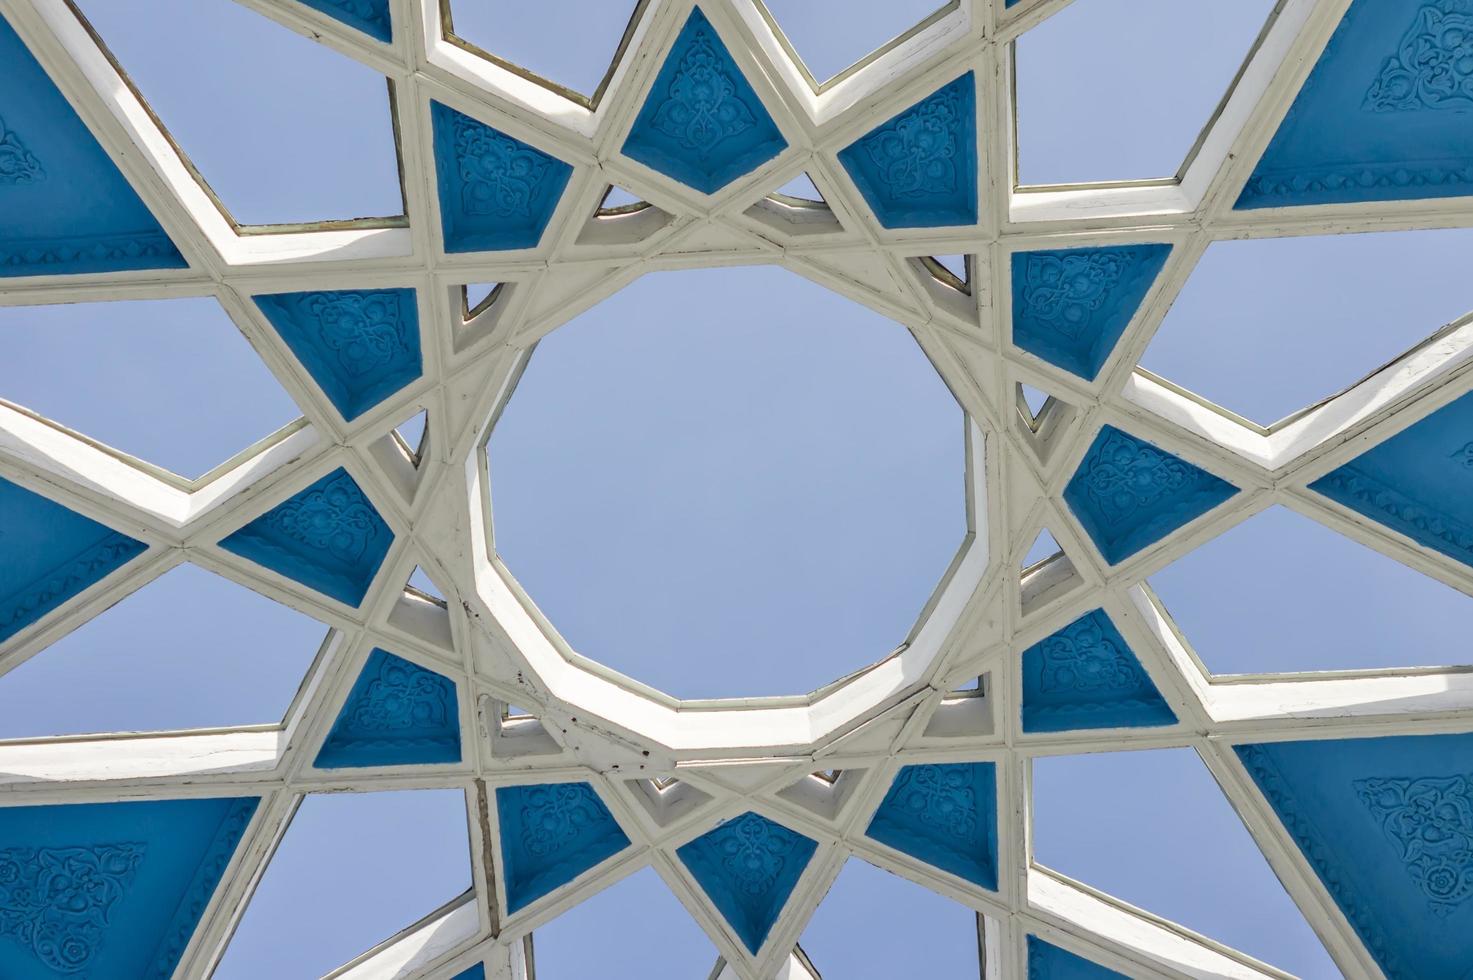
[0, 0, 1469, 977]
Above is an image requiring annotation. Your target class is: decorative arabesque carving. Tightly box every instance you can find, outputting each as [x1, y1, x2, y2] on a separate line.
[298, 291, 411, 378]
[452, 113, 553, 220]
[854, 85, 964, 200]
[1357, 773, 1473, 916]
[0, 844, 145, 974]
[1017, 250, 1132, 339]
[647, 19, 756, 158]
[1037, 615, 1146, 695]
[1366, 2, 1473, 112]
[0, 115, 43, 185]
[268, 470, 383, 567]
[1078, 429, 1192, 528]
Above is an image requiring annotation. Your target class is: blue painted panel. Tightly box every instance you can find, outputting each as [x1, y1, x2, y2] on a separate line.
[864, 762, 998, 890]
[1021, 609, 1177, 733]
[314, 648, 460, 769]
[255, 288, 422, 422]
[495, 782, 631, 915]
[431, 102, 573, 253]
[1027, 936, 1127, 979]
[676, 811, 817, 954]
[218, 467, 393, 607]
[837, 73, 977, 228]
[621, 9, 787, 194]
[1239, 0, 1473, 209]
[1236, 732, 1473, 979]
[0, 477, 146, 643]
[296, 0, 391, 42]
[0, 795, 257, 979]
[1064, 426, 1237, 565]
[1311, 389, 1473, 569]
[0, 15, 184, 277]
[451, 965, 486, 980]
[1011, 244, 1171, 381]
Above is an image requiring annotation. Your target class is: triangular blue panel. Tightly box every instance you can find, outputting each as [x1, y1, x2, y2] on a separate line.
[0, 14, 184, 277]
[218, 467, 393, 607]
[451, 966, 485, 980]
[0, 476, 146, 644]
[837, 73, 977, 229]
[314, 648, 461, 769]
[296, 0, 391, 42]
[496, 782, 631, 915]
[1011, 244, 1172, 381]
[864, 762, 998, 890]
[621, 9, 787, 195]
[1027, 936, 1127, 979]
[1238, 0, 1473, 209]
[430, 102, 573, 253]
[1063, 425, 1237, 565]
[1021, 609, 1177, 733]
[1236, 733, 1473, 979]
[1310, 389, 1473, 570]
[255, 288, 422, 422]
[0, 796, 257, 979]
[677, 811, 816, 954]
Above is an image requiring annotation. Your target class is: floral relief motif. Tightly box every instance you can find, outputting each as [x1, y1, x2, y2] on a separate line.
[1314, 467, 1473, 563]
[1365, 3, 1473, 112]
[0, 843, 145, 974]
[1450, 441, 1473, 468]
[709, 813, 806, 898]
[887, 764, 978, 842]
[1081, 429, 1192, 528]
[1356, 773, 1473, 915]
[321, 0, 390, 34]
[268, 471, 382, 567]
[858, 91, 962, 199]
[0, 533, 145, 637]
[346, 655, 453, 734]
[301, 291, 409, 378]
[1018, 250, 1130, 338]
[518, 783, 613, 859]
[1038, 615, 1144, 695]
[0, 115, 44, 185]
[648, 22, 756, 158]
[453, 114, 552, 219]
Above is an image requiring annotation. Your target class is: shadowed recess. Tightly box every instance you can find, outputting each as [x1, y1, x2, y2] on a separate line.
[213, 790, 470, 979]
[73, 0, 402, 226]
[447, 0, 640, 100]
[0, 297, 303, 480]
[314, 648, 461, 769]
[1032, 748, 1338, 978]
[0, 13, 183, 277]
[1152, 505, 1473, 674]
[532, 867, 714, 978]
[1143, 229, 1473, 425]
[759, 0, 950, 83]
[1020, 609, 1176, 733]
[864, 762, 998, 890]
[1026, 936, 1126, 979]
[296, 0, 392, 42]
[1015, 0, 1274, 184]
[486, 266, 965, 700]
[496, 782, 631, 915]
[0, 564, 324, 739]
[0, 796, 258, 980]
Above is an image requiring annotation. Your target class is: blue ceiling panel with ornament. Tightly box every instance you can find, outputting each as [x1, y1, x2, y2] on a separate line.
[495, 782, 633, 916]
[314, 648, 461, 769]
[296, 0, 392, 42]
[864, 762, 999, 890]
[1026, 936, 1128, 979]
[1021, 609, 1177, 733]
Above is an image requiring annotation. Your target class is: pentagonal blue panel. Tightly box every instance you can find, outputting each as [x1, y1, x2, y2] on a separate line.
[677, 811, 817, 954]
[1064, 426, 1237, 565]
[1027, 936, 1127, 979]
[297, 0, 391, 42]
[1238, 0, 1473, 209]
[621, 9, 787, 195]
[0, 477, 146, 643]
[0, 796, 257, 979]
[255, 288, 422, 422]
[314, 648, 460, 769]
[1011, 244, 1172, 381]
[219, 467, 393, 607]
[837, 73, 977, 229]
[431, 102, 573, 253]
[864, 762, 998, 890]
[1021, 609, 1176, 733]
[1310, 389, 1473, 569]
[496, 782, 631, 915]
[0, 15, 184, 277]
[1237, 732, 1473, 980]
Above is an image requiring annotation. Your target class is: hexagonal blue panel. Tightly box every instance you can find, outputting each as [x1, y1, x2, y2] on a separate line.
[255, 288, 422, 423]
[1238, 0, 1473, 209]
[218, 467, 393, 607]
[1021, 609, 1177, 733]
[0, 476, 146, 644]
[314, 648, 460, 769]
[1310, 389, 1473, 569]
[495, 782, 631, 915]
[677, 811, 817, 955]
[837, 73, 977, 229]
[296, 0, 391, 42]
[1011, 244, 1172, 381]
[864, 762, 998, 890]
[0, 14, 184, 277]
[0, 795, 257, 979]
[1064, 426, 1238, 565]
[431, 102, 574, 253]
[1027, 936, 1127, 979]
[1236, 732, 1473, 980]
[621, 9, 787, 195]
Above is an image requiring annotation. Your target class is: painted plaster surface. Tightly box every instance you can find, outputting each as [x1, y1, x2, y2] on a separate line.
[315, 648, 461, 769]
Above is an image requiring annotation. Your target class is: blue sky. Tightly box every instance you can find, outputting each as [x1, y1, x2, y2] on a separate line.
[4, 0, 1454, 976]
